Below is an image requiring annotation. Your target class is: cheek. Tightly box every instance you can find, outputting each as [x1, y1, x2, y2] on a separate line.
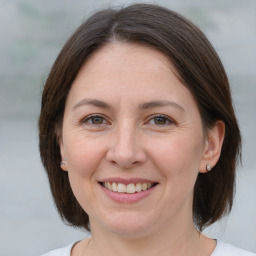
[64, 134, 107, 214]
[150, 134, 203, 185]
[65, 133, 106, 177]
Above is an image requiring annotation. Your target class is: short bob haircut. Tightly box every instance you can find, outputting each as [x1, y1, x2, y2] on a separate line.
[39, 3, 241, 231]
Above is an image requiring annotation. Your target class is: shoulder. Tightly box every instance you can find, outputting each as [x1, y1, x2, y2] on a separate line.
[212, 240, 256, 256]
[40, 243, 74, 256]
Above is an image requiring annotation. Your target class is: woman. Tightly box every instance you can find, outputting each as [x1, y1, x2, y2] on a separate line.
[39, 3, 255, 256]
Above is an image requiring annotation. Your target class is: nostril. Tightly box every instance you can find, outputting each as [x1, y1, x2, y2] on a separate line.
[108, 158, 140, 169]
[106, 141, 147, 168]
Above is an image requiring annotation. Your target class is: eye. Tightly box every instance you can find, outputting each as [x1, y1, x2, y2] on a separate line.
[147, 115, 174, 126]
[82, 114, 108, 125]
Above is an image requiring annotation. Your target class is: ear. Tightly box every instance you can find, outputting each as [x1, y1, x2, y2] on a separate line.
[199, 121, 225, 173]
[59, 138, 68, 172]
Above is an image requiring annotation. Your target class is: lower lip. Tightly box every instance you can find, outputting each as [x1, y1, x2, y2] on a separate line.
[99, 184, 158, 203]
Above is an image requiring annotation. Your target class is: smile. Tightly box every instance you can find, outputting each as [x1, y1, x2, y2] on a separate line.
[102, 182, 155, 194]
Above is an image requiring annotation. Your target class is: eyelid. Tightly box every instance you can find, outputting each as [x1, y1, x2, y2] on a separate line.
[79, 113, 175, 127]
[81, 114, 110, 125]
[146, 114, 175, 126]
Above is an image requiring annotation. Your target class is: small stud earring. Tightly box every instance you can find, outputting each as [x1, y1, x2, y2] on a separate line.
[60, 161, 66, 166]
[206, 164, 212, 172]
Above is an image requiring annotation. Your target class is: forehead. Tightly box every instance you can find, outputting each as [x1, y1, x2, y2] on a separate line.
[71, 42, 182, 92]
[66, 42, 197, 112]
[83, 42, 174, 72]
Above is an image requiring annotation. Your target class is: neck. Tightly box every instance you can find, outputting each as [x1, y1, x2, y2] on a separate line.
[85, 217, 200, 256]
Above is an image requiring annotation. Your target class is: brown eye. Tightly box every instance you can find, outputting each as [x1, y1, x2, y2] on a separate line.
[82, 115, 107, 125]
[147, 115, 173, 126]
[90, 116, 104, 124]
[154, 116, 168, 125]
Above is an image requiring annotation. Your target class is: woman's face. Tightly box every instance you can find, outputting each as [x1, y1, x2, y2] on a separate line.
[60, 42, 210, 237]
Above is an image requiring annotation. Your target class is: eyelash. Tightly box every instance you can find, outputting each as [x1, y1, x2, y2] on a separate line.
[81, 114, 174, 127]
[147, 114, 174, 126]
[81, 114, 108, 126]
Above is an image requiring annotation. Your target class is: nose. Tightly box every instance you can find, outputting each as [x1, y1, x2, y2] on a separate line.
[106, 123, 147, 169]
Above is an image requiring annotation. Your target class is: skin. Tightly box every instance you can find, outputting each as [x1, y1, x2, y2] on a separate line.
[60, 42, 225, 256]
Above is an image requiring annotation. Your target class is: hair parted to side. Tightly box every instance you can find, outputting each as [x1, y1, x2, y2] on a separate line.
[39, 3, 241, 231]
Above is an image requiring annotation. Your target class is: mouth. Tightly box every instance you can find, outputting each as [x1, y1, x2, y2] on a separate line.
[99, 181, 158, 194]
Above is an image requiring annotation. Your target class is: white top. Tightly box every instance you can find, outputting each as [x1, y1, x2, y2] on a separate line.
[41, 240, 256, 256]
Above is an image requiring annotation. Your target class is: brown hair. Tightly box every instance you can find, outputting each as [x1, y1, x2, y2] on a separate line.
[39, 3, 241, 231]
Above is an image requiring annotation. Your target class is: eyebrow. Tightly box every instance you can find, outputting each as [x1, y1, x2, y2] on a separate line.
[72, 98, 184, 112]
[72, 99, 111, 111]
[139, 100, 185, 112]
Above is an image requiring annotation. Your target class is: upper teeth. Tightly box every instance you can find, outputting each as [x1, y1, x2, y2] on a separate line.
[103, 182, 153, 193]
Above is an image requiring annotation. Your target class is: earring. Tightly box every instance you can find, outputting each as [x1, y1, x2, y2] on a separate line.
[60, 161, 65, 166]
[206, 164, 212, 172]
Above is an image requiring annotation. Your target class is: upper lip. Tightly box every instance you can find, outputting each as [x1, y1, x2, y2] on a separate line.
[99, 177, 158, 185]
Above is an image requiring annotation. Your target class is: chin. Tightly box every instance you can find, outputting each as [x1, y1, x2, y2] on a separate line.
[93, 211, 157, 238]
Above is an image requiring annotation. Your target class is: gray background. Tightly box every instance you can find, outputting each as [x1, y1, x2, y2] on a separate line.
[0, 0, 255, 255]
